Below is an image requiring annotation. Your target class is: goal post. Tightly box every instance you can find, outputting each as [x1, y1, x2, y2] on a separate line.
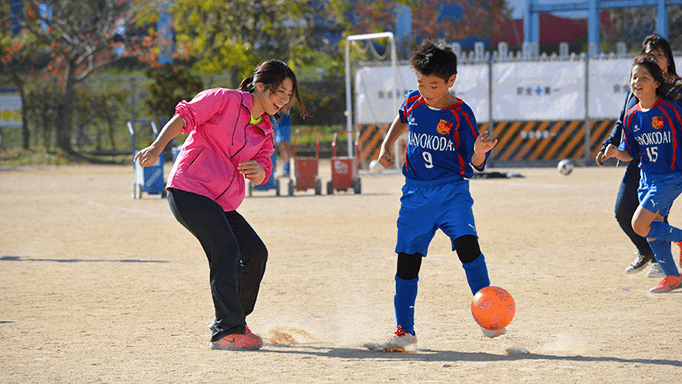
[344, 32, 400, 169]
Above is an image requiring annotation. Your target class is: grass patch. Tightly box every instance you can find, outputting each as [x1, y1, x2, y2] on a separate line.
[0, 147, 131, 167]
[0, 124, 350, 166]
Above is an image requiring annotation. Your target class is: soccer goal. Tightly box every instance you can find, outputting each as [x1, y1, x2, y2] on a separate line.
[344, 32, 401, 171]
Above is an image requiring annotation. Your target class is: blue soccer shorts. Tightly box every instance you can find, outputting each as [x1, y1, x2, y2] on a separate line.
[638, 171, 682, 217]
[395, 176, 478, 257]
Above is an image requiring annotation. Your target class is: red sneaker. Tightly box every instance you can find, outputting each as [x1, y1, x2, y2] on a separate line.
[650, 274, 682, 293]
[675, 242, 682, 266]
[209, 332, 263, 351]
[245, 325, 263, 342]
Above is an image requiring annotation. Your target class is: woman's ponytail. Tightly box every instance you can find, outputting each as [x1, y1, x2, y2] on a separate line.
[238, 75, 255, 92]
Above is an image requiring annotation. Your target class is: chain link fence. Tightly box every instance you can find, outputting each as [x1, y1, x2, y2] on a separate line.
[1, 74, 348, 158]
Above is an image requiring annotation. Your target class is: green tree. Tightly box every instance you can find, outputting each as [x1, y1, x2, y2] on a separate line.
[92, 87, 131, 151]
[22, 80, 60, 151]
[170, 0, 353, 86]
[144, 65, 204, 126]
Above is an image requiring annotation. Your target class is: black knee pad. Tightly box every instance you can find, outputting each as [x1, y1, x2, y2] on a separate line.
[454, 235, 481, 264]
[397, 252, 423, 280]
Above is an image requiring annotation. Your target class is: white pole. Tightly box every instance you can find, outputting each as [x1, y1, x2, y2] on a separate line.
[344, 38, 352, 141]
[345, 32, 397, 162]
[389, 34, 399, 170]
[487, 59, 494, 167]
[584, 54, 591, 165]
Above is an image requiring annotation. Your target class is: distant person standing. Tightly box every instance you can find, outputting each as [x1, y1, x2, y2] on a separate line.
[274, 104, 293, 178]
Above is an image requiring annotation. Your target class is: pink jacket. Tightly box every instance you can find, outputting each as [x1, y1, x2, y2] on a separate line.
[166, 88, 275, 211]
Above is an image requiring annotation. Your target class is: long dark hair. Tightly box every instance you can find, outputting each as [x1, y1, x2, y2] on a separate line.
[238, 59, 306, 118]
[632, 54, 669, 98]
[641, 34, 678, 79]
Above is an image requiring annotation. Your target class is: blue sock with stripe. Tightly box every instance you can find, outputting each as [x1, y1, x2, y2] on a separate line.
[647, 239, 680, 276]
[647, 221, 682, 242]
[394, 275, 418, 335]
[462, 254, 490, 295]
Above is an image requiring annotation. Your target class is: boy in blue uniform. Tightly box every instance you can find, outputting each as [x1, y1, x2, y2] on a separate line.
[365, 41, 499, 352]
[605, 54, 682, 293]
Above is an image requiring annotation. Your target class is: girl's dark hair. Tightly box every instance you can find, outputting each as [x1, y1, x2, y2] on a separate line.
[410, 40, 458, 81]
[632, 54, 670, 98]
[238, 59, 306, 118]
[641, 34, 678, 78]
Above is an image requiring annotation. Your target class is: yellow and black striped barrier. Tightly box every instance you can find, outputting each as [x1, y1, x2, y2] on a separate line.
[358, 120, 616, 165]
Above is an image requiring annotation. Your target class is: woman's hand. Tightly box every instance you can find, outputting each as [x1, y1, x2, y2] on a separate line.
[133, 145, 162, 168]
[595, 150, 607, 167]
[603, 144, 618, 160]
[133, 115, 186, 168]
[238, 160, 266, 185]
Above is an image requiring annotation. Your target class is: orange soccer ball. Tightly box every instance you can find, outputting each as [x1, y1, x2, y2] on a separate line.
[471, 286, 515, 330]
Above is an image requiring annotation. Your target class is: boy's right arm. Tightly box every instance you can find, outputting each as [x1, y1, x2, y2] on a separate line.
[378, 115, 408, 168]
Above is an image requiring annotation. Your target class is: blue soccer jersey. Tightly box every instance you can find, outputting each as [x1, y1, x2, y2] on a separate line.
[620, 97, 682, 175]
[399, 90, 485, 181]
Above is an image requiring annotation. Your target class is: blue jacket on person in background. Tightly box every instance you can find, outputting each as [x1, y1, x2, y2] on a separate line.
[600, 90, 638, 154]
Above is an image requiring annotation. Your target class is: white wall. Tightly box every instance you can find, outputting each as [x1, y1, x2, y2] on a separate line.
[354, 57, 682, 124]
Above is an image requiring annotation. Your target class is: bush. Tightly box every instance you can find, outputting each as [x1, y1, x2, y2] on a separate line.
[292, 79, 346, 126]
[144, 65, 204, 127]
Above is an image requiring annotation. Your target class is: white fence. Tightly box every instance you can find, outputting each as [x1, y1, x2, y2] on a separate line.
[354, 52, 682, 125]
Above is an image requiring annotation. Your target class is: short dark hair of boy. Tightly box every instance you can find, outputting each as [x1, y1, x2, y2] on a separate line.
[410, 40, 458, 81]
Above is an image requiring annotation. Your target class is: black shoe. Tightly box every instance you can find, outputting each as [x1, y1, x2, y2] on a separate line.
[625, 253, 651, 274]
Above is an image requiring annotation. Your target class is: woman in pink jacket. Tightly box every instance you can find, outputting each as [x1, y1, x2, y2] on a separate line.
[135, 59, 305, 351]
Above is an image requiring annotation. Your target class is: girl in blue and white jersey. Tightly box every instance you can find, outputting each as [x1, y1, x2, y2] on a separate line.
[605, 54, 682, 293]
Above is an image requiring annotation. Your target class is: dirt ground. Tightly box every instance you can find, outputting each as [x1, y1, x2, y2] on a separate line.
[1, 161, 681, 383]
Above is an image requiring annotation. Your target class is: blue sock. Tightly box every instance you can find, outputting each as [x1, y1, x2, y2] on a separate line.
[647, 239, 680, 276]
[462, 254, 490, 295]
[394, 275, 418, 335]
[283, 162, 290, 173]
[647, 221, 682, 242]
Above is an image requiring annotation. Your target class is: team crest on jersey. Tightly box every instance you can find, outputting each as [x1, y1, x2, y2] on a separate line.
[436, 119, 453, 135]
[652, 116, 664, 130]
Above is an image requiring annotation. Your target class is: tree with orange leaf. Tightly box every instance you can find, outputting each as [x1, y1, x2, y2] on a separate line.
[350, 0, 512, 51]
[0, 1, 52, 149]
[1, 0, 161, 154]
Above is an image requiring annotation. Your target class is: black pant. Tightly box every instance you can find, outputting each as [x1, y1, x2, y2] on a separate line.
[168, 189, 268, 341]
[615, 160, 654, 258]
